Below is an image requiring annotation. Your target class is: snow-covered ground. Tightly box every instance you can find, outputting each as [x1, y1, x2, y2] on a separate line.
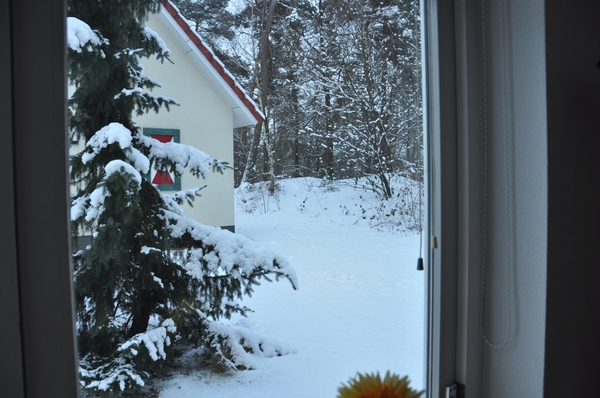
[159, 177, 425, 397]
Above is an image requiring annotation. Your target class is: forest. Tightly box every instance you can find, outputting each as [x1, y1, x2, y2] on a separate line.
[172, 0, 423, 198]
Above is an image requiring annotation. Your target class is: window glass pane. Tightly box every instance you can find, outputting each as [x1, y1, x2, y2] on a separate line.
[68, 0, 425, 396]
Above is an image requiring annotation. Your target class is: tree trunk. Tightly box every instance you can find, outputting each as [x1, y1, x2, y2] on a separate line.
[256, 0, 278, 192]
[318, 0, 334, 179]
[261, 122, 276, 193]
[128, 290, 152, 337]
[242, 124, 262, 184]
[241, 0, 277, 186]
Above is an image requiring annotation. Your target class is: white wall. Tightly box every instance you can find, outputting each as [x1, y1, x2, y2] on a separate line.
[135, 12, 235, 229]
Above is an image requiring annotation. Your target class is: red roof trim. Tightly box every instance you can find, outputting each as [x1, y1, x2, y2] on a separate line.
[161, 0, 264, 125]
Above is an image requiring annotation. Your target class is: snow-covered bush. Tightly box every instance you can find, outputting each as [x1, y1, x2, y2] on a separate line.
[235, 180, 281, 214]
[355, 175, 423, 233]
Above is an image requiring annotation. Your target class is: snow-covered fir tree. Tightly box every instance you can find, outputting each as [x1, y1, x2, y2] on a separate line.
[67, 0, 297, 394]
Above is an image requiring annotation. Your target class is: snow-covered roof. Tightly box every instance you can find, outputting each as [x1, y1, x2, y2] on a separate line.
[159, 1, 264, 128]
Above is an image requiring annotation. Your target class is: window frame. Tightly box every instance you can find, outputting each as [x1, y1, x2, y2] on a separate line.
[422, 0, 461, 396]
[1, 1, 26, 395]
[1, 0, 80, 396]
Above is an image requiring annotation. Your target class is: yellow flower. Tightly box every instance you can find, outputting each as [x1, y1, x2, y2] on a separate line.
[337, 371, 424, 398]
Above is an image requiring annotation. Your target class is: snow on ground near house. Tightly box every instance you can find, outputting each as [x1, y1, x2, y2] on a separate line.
[159, 177, 425, 397]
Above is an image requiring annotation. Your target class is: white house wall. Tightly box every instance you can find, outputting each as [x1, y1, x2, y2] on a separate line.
[135, 12, 235, 229]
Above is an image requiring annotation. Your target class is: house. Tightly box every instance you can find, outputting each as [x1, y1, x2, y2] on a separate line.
[71, 0, 264, 231]
[135, 1, 263, 231]
[2, 0, 599, 397]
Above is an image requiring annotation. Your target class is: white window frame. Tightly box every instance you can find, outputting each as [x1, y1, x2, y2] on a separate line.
[422, 0, 463, 395]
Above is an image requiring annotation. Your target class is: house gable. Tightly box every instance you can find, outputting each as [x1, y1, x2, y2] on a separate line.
[159, 1, 264, 128]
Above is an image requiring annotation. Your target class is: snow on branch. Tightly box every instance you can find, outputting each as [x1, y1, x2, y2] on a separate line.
[168, 186, 206, 207]
[119, 319, 177, 361]
[82, 123, 150, 174]
[71, 160, 143, 222]
[137, 132, 228, 179]
[80, 359, 146, 392]
[207, 320, 296, 371]
[72, 123, 228, 224]
[164, 209, 299, 290]
[79, 319, 178, 392]
[67, 17, 108, 54]
[80, 123, 225, 181]
[105, 159, 142, 186]
[114, 88, 179, 114]
[144, 26, 171, 57]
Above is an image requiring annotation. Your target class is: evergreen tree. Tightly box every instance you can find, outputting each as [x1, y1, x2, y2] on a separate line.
[68, 1, 297, 394]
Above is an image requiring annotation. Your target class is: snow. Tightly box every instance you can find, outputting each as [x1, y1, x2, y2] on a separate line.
[78, 123, 223, 184]
[141, 246, 161, 254]
[120, 322, 173, 361]
[67, 17, 105, 53]
[70, 196, 87, 221]
[85, 185, 108, 222]
[144, 26, 171, 56]
[72, 158, 143, 223]
[115, 87, 146, 98]
[152, 274, 164, 289]
[138, 133, 220, 179]
[163, 206, 299, 289]
[105, 159, 142, 186]
[72, 123, 225, 228]
[83, 362, 145, 392]
[113, 87, 178, 108]
[206, 320, 297, 371]
[82, 123, 146, 170]
[158, 177, 425, 397]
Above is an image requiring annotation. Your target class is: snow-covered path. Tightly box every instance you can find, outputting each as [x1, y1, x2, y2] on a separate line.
[159, 179, 425, 397]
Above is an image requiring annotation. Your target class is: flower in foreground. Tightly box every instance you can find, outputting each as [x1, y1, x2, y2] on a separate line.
[337, 371, 424, 398]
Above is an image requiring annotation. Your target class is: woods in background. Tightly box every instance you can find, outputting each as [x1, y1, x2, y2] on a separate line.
[173, 0, 423, 198]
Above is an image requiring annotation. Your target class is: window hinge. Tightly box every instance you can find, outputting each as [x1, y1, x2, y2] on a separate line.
[445, 383, 465, 398]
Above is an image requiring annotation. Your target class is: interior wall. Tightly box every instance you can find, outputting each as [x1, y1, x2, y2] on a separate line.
[544, 0, 600, 395]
